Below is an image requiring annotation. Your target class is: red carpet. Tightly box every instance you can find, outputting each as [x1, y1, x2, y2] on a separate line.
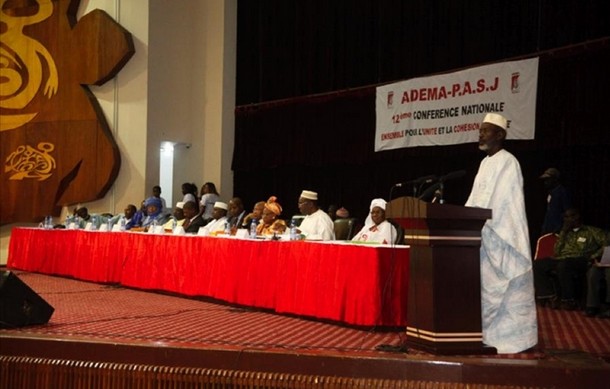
[1, 272, 399, 353]
[2, 271, 610, 360]
[538, 303, 610, 356]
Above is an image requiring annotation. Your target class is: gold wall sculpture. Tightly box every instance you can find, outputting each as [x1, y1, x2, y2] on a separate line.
[0, 0, 134, 224]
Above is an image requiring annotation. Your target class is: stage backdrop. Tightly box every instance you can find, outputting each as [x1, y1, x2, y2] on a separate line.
[375, 58, 539, 151]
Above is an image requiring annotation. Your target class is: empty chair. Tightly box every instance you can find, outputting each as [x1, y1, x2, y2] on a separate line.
[291, 214, 305, 227]
[534, 233, 558, 260]
[387, 218, 405, 245]
[333, 218, 357, 240]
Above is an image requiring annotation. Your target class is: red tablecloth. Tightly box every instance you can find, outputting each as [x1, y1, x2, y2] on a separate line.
[7, 228, 410, 326]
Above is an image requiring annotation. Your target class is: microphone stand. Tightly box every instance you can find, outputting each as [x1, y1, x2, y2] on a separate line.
[431, 181, 444, 204]
[438, 181, 445, 204]
[430, 169, 466, 203]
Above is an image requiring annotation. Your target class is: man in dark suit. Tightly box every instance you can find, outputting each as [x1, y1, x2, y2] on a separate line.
[182, 201, 206, 233]
[228, 197, 246, 232]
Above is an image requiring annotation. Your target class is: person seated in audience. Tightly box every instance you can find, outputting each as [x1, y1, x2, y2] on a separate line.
[199, 182, 220, 223]
[181, 201, 206, 233]
[533, 208, 606, 310]
[256, 196, 286, 236]
[297, 190, 335, 240]
[140, 197, 170, 229]
[162, 202, 186, 231]
[585, 230, 610, 318]
[242, 200, 266, 228]
[199, 201, 230, 235]
[227, 197, 246, 233]
[585, 260, 610, 318]
[351, 198, 397, 245]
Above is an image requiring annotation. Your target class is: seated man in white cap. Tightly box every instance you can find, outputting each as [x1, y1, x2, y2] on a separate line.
[162, 202, 186, 231]
[297, 190, 335, 240]
[199, 201, 229, 235]
[351, 198, 397, 244]
[465, 113, 537, 354]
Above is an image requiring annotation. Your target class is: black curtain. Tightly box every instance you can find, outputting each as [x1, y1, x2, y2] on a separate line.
[234, 0, 610, 244]
[237, 0, 609, 104]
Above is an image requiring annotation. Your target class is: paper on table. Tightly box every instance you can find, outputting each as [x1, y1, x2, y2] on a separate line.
[598, 246, 610, 267]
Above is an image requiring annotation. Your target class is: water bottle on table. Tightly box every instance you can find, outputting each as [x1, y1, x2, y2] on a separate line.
[250, 219, 257, 239]
[289, 219, 298, 241]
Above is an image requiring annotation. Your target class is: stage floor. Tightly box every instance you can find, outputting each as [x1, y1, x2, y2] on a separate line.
[1, 271, 609, 388]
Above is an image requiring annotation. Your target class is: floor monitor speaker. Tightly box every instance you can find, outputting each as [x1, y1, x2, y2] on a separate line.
[0, 271, 54, 328]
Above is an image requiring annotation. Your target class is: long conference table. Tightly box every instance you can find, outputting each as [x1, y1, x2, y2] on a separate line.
[7, 228, 410, 327]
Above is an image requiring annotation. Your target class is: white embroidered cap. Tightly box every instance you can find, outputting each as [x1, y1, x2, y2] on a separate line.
[300, 190, 318, 201]
[483, 113, 508, 130]
[213, 201, 228, 210]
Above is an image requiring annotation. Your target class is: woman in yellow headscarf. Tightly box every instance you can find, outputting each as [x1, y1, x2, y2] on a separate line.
[256, 196, 287, 236]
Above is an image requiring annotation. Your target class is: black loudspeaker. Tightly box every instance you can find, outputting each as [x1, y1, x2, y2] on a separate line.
[0, 271, 54, 328]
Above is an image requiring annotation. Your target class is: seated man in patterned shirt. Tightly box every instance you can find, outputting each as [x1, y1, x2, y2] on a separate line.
[533, 208, 607, 310]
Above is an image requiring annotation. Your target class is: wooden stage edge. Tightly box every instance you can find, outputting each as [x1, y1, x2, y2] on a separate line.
[1, 333, 608, 388]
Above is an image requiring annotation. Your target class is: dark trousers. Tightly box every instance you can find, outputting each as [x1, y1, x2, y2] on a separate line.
[533, 257, 589, 300]
[586, 266, 610, 308]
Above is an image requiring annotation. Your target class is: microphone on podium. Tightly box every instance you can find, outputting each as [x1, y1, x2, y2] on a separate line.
[418, 170, 467, 202]
[394, 175, 437, 188]
[438, 169, 466, 182]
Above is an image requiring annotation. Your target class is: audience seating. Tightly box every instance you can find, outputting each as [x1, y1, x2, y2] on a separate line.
[534, 233, 558, 260]
[534, 232, 591, 308]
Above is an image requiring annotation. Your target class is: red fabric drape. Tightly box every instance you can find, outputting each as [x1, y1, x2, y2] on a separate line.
[8, 228, 410, 327]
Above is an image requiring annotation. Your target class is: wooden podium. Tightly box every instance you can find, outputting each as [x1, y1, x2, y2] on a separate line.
[386, 196, 495, 355]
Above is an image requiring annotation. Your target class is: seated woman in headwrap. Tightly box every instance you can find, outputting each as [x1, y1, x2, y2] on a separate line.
[140, 196, 170, 229]
[256, 196, 287, 236]
[351, 198, 397, 244]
